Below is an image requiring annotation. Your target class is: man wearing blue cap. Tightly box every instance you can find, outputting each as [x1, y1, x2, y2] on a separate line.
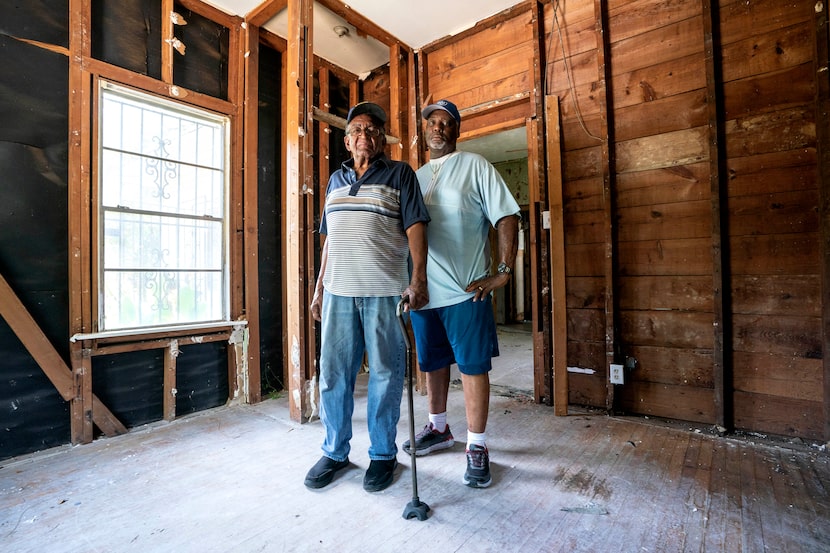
[305, 102, 430, 493]
[404, 99, 520, 488]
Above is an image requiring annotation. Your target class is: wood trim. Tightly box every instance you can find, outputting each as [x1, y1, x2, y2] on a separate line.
[349, 79, 359, 106]
[69, 0, 94, 443]
[408, 49, 420, 169]
[527, 119, 547, 404]
[702, 0, 730, 430]
[178, 0, 240, 28]
[162, 0, 174, 83]
[414, 50, 428, 393]
[285, 0, 314, 422]
[388, 43, 405, 161]
[301, 7, 317, 421]
[89, 332, 231, 356]
[227, 9, 243, 107]
[247, 0, 288, 27]
[259, 27, 287, 52]
[458, 118, 527, 142]
[315, 55, 357, 83]
[529, 1, 553, 406]
[163, 341, 178, 421]
[814, 0, 830, 441]
[594, 0, 617, 412]
[83, 58, 235, 114]
[316, 0, 405, 47]
[242, 23, 263, 403]
[458, 92, 532, 120]
[546, 98, 568, 415]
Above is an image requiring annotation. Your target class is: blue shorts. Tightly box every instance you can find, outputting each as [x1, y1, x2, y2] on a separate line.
[409, 296, 499, 375]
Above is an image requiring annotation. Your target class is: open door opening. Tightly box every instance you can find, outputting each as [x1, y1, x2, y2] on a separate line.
[458, 127, 535, 396]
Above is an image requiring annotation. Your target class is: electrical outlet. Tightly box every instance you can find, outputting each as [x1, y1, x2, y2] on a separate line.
[610, 363, 624, 385]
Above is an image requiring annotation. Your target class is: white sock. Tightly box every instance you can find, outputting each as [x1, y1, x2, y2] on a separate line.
[467, 431, 486, 449]
[429, 412, 447, 433]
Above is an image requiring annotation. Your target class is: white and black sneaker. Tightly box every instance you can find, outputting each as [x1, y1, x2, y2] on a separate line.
[463, 444, 491, 488]
[403, 423, 455, 456]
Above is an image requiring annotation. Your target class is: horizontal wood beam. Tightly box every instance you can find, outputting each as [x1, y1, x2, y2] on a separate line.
[312, 106, 400, 144]
[83, 58, 235, 115]
[458, 91, 532, 118]
[316, 0, 405, 47]
[247, 0, 288, 27]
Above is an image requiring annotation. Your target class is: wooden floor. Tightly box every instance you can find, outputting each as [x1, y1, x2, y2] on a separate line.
[2, 330, 829, 552]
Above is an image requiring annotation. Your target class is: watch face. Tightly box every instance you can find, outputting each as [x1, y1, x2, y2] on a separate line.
[498, 263, 512, 274]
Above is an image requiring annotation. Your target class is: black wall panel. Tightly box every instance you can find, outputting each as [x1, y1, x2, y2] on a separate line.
[172, 3, 229, 100]
[0, 37, 69, 462]
[92, 350, 165, 427]
[91, 0, 162, 79]
[90, 342, 228, 428]
[175, 342, 229, 414]
[0, 321, 70, 460]
[257, 45, 283, 394]
[1, 1, 237, 462]
[0, 0, 69, 48]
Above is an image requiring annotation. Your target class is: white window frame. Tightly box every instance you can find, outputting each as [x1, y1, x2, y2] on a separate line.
[95, 80, 231, 333]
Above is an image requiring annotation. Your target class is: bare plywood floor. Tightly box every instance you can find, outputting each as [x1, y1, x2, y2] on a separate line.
[2, 331, 828, 552]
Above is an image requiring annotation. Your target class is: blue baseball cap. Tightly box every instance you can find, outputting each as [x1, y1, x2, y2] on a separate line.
[346, 101, 387, 124]
[422, 99, 461, 125]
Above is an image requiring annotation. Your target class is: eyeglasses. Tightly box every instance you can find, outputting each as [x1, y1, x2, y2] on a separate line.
[346, 125, 383, 138]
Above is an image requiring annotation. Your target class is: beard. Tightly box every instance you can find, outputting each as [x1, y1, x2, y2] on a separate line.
[429, 134, 448, 150]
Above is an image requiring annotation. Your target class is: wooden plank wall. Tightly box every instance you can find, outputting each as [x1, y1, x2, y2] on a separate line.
[545, 0, 822, 439]
[421, 7, 534, 136]
[607, 0, 716, 424]
[719, 0, 821, 438]
[546, 0, 612, 407]
[421, 0, 825, 440]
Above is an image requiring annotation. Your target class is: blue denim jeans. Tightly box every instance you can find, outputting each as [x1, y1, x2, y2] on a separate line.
[318, 291, 406, 461]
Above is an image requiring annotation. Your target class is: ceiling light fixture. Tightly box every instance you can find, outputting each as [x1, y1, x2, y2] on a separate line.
[333, 25, 350, 38]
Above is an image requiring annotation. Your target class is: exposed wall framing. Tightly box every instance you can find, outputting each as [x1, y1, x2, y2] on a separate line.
[815, 0, 830, 441]
[2, 0, 829, 462]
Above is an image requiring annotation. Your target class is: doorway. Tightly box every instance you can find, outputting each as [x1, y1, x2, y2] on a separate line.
[458, 127, 534, 394]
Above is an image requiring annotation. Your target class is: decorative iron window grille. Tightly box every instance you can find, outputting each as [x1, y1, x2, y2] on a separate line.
[98, 81, 230, 331]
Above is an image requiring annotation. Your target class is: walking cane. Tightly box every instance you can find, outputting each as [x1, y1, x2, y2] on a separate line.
[397, 297, 431, 521]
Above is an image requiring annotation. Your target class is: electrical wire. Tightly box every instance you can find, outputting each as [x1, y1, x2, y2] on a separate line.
[546, 0, 604, 143]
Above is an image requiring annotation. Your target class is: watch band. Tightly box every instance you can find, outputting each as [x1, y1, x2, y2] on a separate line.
[497, 262, 512, 275]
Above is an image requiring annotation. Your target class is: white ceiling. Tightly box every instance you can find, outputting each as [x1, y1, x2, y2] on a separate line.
[203, 0, 528, 162]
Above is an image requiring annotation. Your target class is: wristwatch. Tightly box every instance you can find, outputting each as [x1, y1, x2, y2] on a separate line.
[497, 262, 513, 275]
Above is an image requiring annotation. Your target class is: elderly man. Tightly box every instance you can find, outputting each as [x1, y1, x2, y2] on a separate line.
[305, 102, 430, 492]
[405, 99, 520, 488]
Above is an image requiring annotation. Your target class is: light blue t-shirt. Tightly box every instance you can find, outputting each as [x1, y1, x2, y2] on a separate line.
[415, 150, 520, 309]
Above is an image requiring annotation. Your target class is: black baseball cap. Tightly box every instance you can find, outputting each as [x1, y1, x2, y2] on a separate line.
[346, 101, 387, 124]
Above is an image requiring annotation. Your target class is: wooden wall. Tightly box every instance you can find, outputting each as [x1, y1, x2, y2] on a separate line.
[419, 0, 827, 441]
[719, 0, 822, 437]
[421, 7, 534, 139]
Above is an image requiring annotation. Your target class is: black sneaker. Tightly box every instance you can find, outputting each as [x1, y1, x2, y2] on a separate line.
[304, 455, 350, 489]
[402, 423, 455, 456]
[363, 458, 398, 492]
[463, 444, 491, 488]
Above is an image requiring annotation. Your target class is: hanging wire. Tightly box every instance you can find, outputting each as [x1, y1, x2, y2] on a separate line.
[546, 0, 604, 143]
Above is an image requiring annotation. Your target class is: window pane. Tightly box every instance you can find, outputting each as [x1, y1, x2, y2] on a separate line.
[99, 82, 229, 331]
[103, 270, 224, 329]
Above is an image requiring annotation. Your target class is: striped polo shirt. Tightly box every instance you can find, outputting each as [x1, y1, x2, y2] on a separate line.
[320, 154, 430, 297]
